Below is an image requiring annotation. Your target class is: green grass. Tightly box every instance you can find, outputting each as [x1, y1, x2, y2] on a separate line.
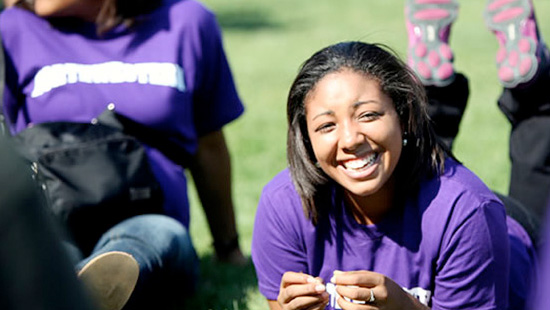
[185, 1, 550, 309]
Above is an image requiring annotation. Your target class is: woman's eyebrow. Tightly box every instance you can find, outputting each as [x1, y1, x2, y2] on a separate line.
[352, 100, 377, 109]
[312, 110, 334, 121]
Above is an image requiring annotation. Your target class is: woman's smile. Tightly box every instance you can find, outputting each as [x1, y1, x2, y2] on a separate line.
[338, 152, 380, 178]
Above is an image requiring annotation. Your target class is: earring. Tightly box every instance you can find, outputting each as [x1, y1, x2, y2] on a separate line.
[403, 132, 408, 147]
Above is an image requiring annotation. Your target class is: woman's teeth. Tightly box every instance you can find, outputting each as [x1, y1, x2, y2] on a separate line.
[343, 153, 378, 170]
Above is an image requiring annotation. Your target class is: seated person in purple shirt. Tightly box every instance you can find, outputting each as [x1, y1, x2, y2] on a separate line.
[251, 41, 536, 310]
[0, 0, 245, 309]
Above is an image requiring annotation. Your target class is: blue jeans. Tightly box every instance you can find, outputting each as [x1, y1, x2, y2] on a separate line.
[68, 214, 199, 308]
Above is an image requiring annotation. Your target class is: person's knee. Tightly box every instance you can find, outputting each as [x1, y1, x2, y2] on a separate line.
[118, 214, 186, 235]
[132, 214, 194, 249]
[131, 215, 199, 288]
[138, 214, 185, 233]
[101, 214, 191, 254]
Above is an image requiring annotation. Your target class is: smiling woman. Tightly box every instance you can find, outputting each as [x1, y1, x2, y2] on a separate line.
[251, 41, 537, 310]
[305, 70, 403, 224]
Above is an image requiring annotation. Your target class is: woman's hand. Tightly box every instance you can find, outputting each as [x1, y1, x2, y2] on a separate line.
[332, 270, 429, 310]
[274, 271, 329, 310]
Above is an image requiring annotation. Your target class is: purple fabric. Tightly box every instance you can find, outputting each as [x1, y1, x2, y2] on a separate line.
[507, 216, 537, 310]
[0, 0, 244, 228]
[530, 210, 550, 310]
[252, 159, 534, 309]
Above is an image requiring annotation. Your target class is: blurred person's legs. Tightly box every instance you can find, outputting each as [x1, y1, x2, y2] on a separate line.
[488, 0, 550, 219]
[0, 136, 94, 310]
[405, 0, 466, 149]
[484, 0, 549, 88]
[424, 73, 469, 149]
[407, 0, 550, 219]
[497, 61, 550, 219]
[74, 214, 200, 309]
[405, 0, 459, 87]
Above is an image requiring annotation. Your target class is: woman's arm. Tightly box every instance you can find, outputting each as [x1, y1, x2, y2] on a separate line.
[188, 129, 246, 265]
[431, 200, 510, 309]
[268, 300, 281, 310]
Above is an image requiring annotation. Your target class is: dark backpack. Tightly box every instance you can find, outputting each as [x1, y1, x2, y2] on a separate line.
[11, 106, 188, 253]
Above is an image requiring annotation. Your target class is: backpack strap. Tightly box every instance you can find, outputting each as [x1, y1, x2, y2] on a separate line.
[96, 104, 192, 167]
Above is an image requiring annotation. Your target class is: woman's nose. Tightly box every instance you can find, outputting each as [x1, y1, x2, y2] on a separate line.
[339, 121, 364, 151]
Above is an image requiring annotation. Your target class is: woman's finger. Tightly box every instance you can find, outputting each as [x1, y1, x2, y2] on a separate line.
[331, 270, 383, 287]
[279, 281, 326, 304]
[278, 272, 330, 309]
[281, 272, 320, 288]
[336, 294, 378, 310]
[336, 285, 386, 304]
[284, 293, 329, 310]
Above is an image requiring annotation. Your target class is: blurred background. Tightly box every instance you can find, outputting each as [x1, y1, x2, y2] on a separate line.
[183, 0, 549, 308]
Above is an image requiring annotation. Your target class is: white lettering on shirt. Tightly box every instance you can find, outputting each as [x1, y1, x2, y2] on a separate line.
[31, 61, 186, 98]
[402, 286, 432, 306]
[325, 282, 431, 309]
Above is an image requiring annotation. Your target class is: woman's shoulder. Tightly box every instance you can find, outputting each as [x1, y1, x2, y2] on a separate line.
[169, 0, 212, 13]
[0, 7, 45, 33]
[0, 6, 31, 19]
[162, 0, 217, 27]
[261, 168, 300, 200]
[0, 7, 50, 52]
[413, 159, 507, 256]
[259, 169, 310, 216]
[414, 158, 502, 216]
[256, 169, 311, 232]
[417, 158, 504, 223]
[439, 158, 498, 199]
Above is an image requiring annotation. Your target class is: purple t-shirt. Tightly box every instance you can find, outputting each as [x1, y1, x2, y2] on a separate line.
[252, 159, 535, 309]
[0, 0, 244, 228]
[530, 210, 550, 310]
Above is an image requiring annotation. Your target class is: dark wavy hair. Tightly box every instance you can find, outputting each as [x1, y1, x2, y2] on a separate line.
[287, 41, 447, 224]
[15, 0, 161, 34]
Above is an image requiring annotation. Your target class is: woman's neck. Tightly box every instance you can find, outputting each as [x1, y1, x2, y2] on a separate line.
[73, 0, 104, 23]
[343, 177, 396, 225]
[30, 0, 104, 23]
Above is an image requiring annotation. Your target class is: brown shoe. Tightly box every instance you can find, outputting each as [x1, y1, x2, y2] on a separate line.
[78, 251, 139, 310]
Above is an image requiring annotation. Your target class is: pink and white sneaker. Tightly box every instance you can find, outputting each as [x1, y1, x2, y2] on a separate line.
[484, 0, 549, 88]
[405, 0, 459, 86]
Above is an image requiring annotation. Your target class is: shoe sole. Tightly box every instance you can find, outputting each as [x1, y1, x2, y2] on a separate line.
[78, 251, 139, 310]
[406, 0, 459, 86]
[484, 0, 539, 87]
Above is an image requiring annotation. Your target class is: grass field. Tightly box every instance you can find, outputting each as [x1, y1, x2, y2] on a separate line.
[185, 1, 550, 309]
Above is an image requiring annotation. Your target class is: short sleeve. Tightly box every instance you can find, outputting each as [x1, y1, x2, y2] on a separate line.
[191, 10, 244, 135]
[251, 183, 309, 300]
[0, 9, 24, 133]
[432, 200, 509, 310]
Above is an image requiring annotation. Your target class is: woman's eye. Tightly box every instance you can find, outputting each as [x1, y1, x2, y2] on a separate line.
[358, 112, 380, 121]
[315, 123, 334, 133]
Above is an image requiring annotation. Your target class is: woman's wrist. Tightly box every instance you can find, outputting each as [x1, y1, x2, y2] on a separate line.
[213, 235, 245, 264]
